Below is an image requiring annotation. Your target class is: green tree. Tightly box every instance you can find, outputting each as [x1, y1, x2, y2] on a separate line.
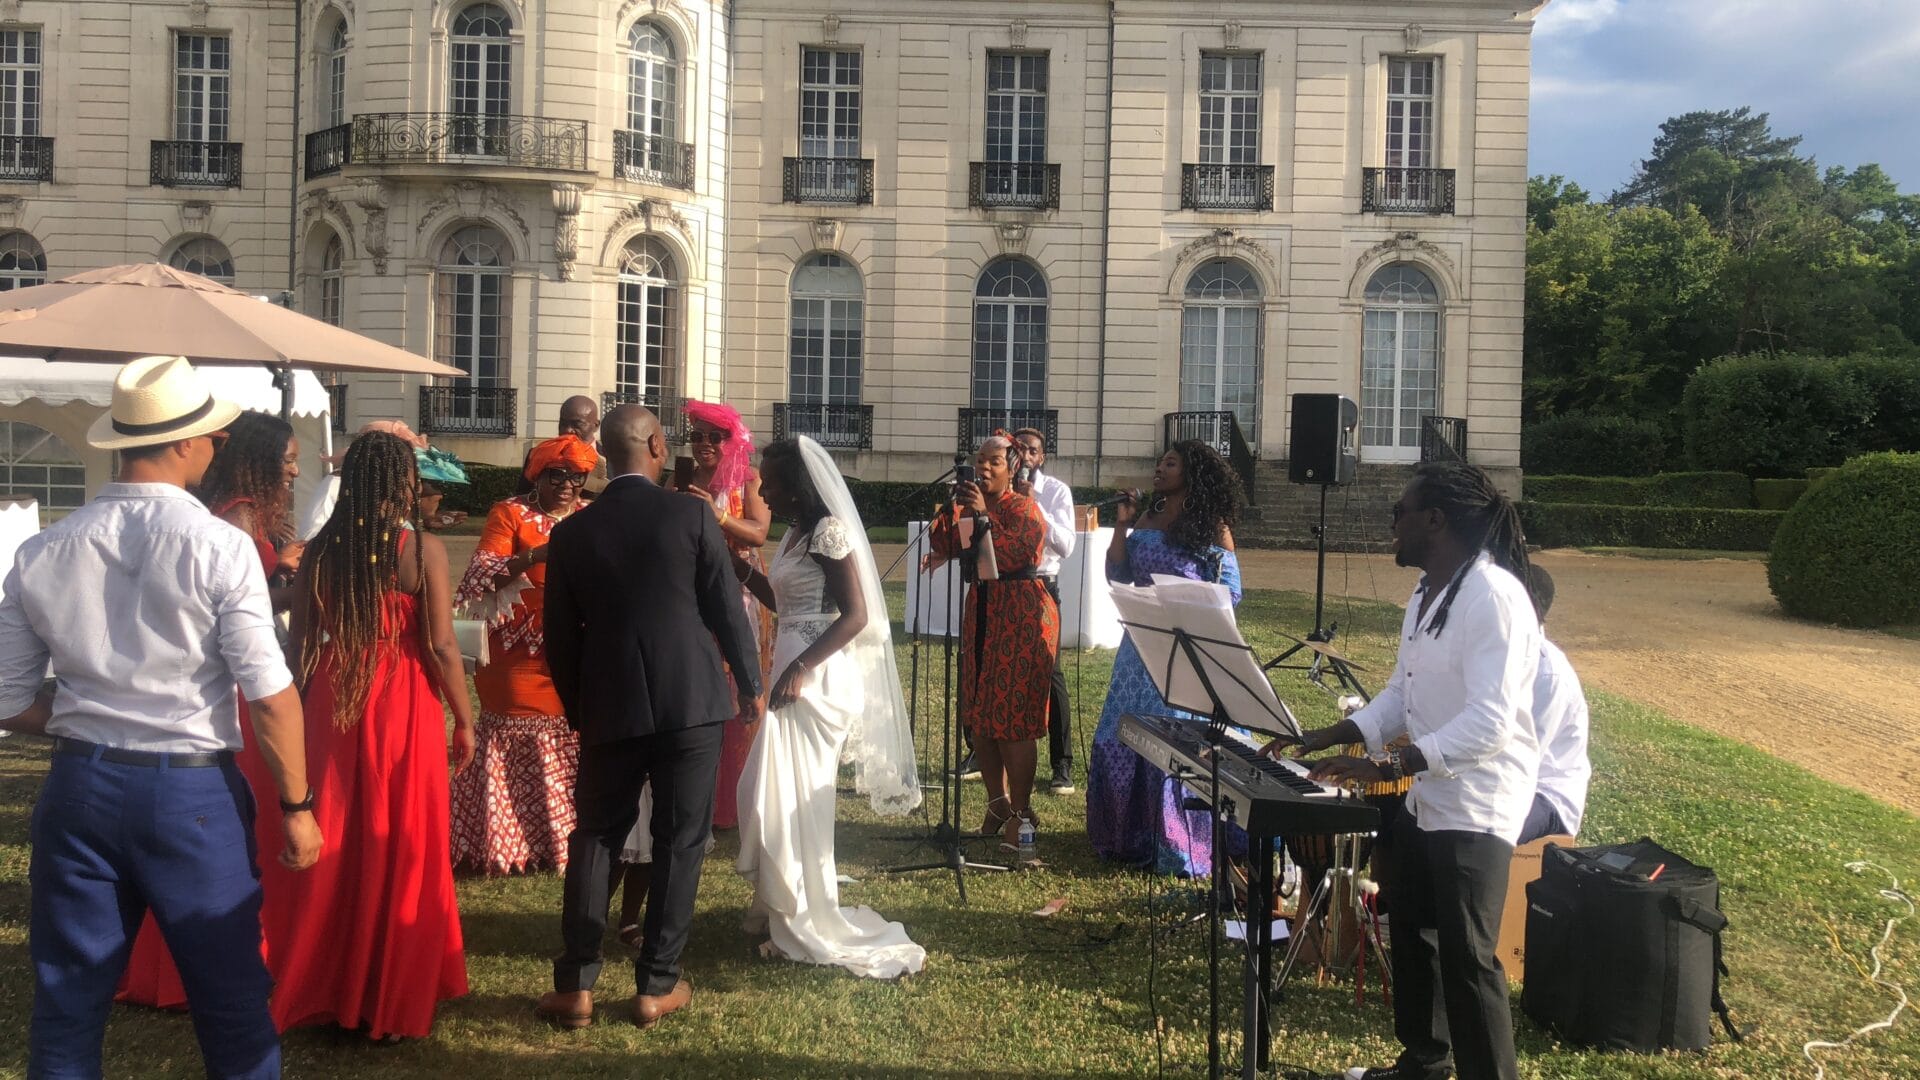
[1527, 174, 1592, 232]
[1612, 107, 1816, 230]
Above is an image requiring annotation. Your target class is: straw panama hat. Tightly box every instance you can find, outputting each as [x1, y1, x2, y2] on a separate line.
[85, 355, 243, 451]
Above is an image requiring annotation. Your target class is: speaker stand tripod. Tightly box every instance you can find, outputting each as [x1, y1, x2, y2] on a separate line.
[1264, 483, 1370, 702]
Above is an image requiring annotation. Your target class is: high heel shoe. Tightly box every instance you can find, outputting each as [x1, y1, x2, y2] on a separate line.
[981, 795, 1014, 838]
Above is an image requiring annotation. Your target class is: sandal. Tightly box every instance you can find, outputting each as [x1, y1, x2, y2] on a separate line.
[981, 796, 1014, 838]
[617, 924, 644, 950]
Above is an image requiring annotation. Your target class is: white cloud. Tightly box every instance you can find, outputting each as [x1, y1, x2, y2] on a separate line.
[1534, 0, 1621, 38]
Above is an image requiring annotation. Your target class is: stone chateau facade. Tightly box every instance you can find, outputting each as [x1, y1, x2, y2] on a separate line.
[0, 0, 1544, 491]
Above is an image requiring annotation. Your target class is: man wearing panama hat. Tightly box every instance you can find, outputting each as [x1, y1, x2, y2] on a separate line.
[0, 355, 322, 1079]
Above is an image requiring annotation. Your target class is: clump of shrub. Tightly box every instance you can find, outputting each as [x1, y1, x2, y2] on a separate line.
[1522, 413, 1669, 477]
[1525, 471, 1750, 508]
[1519, 503, 1783, 551]
[1768, 452, 1920, 627]
[441, 462, 520, 516]
[1682, 353, 1872, 477]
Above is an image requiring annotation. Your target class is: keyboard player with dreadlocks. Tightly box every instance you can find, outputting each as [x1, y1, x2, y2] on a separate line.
[1280, 460, 1542, 1080]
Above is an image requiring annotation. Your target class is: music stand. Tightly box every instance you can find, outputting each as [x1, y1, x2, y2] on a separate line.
[1112, 576, 1302, 1080]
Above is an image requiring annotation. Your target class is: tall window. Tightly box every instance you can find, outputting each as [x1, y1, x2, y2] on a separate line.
[1180, 260, 1261, 443]
[0, 29, 42, 141]
[435, 226, 510, 385]
[0, 422, 84, 511]
[315, 233, 344, 326]
[626, 23, 677, 141]
[971, 258, 1048, 410]
[1199, 53, 1259, 166]
[800, 47, 860, 158]
[0, 231, 44, 291]
[614, 237, 677, 401]
[174, 33, 230, 149]
[322, 17, 348, 128]
[788, 254, 863, 406]
[449, 4, 511, 154]
[168, 237, 234, 285]
[1385, 57, 1436, 170]
[1361, 264, 1441, 459]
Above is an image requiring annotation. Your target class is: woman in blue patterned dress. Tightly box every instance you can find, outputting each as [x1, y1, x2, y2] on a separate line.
[1086, 440, 1244, 875]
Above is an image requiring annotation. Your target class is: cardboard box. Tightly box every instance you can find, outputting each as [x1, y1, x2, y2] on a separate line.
[1498, 833, 1574, 984]
[1075, 505, 1103, 532]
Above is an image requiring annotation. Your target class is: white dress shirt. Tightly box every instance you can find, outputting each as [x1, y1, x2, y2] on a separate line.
[1532, 637, 1591, 836]
[1028, 470, 1076, 577]
[1350, 553, 1543, 844]
[0, 483, 293, 752]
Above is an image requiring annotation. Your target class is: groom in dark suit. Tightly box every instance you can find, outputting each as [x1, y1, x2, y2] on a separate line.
[536, 404, 764, 1030]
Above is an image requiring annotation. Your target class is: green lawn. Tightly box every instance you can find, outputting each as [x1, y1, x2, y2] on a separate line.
[0, 588, 1914, 1078]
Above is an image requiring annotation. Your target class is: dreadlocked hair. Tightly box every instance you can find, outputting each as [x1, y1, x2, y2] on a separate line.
[1165, 439, 1241, 557]
[299, 431, 424, 729]
[195, 411, 294, 538]
[1411, 460, 1533, 637]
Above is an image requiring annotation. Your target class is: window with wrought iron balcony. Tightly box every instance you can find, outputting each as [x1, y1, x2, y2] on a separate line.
[155, 32, 242, 189]
[1362, 57, 1456, 215]
[0, 30, 48, 182]
[785, 47, 872, 205]
[1184, 55, 1271, 212]
[614, 130, 694, 190]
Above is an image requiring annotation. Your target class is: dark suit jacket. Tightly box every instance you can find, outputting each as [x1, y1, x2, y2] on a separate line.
[543, 474, 762, 746]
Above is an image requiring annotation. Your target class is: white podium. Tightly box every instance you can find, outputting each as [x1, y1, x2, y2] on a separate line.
[902, 523, 1123, 649]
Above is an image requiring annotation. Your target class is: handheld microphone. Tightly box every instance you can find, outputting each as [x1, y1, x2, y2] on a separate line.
[1086, 489, 1140, 510]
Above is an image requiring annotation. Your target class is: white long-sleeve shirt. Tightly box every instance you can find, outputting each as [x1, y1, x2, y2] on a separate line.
[1350, 553, 1543, 844]
[1029, 470, 1076, 577]
[1532, 638, 1591, 836]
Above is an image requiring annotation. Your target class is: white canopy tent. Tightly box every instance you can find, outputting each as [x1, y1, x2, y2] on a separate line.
[0, 358, 333, 517]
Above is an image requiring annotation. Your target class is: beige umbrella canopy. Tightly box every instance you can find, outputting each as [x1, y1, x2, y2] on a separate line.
[0, 263, 463, 377]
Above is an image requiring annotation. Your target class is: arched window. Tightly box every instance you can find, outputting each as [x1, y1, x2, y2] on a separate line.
[449, 4, 511, 155]
[971, 258, 1048, 416]
[168, 237, 233, 285]
[789, 254, 863, 406]
[614, 237, 677, 403]
[312, 231, 344, 326]
[321, 15, 348, 128]
[0, 422, 84, 511]
[1179, 259, 1261, 444]
[434, 225, 510, 387]
[0, 231, 45, 291]
[1361, 264, 1441, 459]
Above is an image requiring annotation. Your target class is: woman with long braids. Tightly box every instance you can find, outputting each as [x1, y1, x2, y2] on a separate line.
[1288, 460, 1542, 1080]
[450, 434, 598, 874]
[1085, 439, 1244, 876]
[257, 431, 475, 1041]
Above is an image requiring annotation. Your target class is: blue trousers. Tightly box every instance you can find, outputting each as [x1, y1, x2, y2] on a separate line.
[29, 748, 279, 1080]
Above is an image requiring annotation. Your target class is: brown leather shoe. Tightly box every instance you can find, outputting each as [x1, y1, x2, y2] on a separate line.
[535, 989, 593, 1030]
[633, 979, 692, 1029]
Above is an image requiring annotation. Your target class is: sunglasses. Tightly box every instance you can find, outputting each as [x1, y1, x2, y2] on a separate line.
[541, 469, 589, 486]
[207, 431, 230, 451]
[686, 430, 730, 446]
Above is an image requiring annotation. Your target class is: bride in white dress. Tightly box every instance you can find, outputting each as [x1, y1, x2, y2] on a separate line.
[732, 437, 925, 979]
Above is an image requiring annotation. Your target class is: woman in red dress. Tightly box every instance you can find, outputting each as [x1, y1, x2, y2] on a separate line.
[926, 433, 1058, 854]
[260, 430, 474, 1040]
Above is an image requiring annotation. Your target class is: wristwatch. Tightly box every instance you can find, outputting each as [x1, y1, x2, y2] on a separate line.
[1379, 752, 1404, 783]
[280, 788, 316, 814]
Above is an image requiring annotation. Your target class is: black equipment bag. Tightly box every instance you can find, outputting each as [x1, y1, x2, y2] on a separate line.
[1521, 838, 1741, 1052]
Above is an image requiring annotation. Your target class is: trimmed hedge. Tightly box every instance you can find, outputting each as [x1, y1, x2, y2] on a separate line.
[1768, 452, 1920, 627]
[1525, 471, 1751, 509]
[441, 462, 520, 516]
[1836, 353, 1920, 454]
[1752, 478, 1811, 511]
[1521, 413, 1669, 477]
[1682, 353, 1874, 477]
[1519, 502, 1785, 551]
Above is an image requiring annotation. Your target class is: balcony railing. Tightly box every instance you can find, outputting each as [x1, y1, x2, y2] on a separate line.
[774, 402, 873, 451]
[304, 124, 352, 180]
[956, 407, 1057, 454]
[0, 136, 53, 183]
[601, 388, 685, 441]
[1361, 166, 1457, 215]
[326, 382, 349, 434]
[1164, 410, 1257, 501]
[1420, 415, 1468, 464]
[353, 113, 589, 171]
[613, 130, 694, 189]
[1181, 163, 1274, 212]
[782, 156, 873, 205]
[969, 162, 1061, 210]
[419, 384, 517, 439]
[150, 140, 242, 189]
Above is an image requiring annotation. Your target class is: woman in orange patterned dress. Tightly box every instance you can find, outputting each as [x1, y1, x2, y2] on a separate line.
[449, 434, 597, 874]
[925, 434, 1058, 854]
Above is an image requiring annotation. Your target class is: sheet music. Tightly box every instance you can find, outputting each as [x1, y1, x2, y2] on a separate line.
[1109, 574, 1302, 739]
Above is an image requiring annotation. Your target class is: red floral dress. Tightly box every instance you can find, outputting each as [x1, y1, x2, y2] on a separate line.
[929, 492, 1059, 742]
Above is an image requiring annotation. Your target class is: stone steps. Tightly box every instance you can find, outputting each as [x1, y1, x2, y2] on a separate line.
[1237, 461, 1411, 551]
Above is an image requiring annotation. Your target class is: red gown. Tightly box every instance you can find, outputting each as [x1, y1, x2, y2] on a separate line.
[258, 587, 468, 1038]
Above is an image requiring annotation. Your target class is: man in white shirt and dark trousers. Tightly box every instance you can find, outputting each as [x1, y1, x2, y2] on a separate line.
[1289, 461, 1542, 1080]
[0, 356, 322, 1080]
[1013, 427, 1078, 793]
[1519, 565, 1590, 842]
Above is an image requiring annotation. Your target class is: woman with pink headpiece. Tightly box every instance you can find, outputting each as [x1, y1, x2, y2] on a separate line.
[612, 399, 774, 944]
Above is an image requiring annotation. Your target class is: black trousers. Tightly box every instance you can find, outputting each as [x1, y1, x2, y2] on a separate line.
[555, 722, 725, 997]
[1516, 791, 1570, 845]
[1041, 576, 1071, 772]
[1384, 810, 1520, 1080]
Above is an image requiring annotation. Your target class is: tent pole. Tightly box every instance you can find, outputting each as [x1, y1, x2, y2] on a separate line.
[280, 361, 295, 420]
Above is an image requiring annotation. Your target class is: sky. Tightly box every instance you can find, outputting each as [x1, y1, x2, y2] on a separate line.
[1529, 0, 1920, 197]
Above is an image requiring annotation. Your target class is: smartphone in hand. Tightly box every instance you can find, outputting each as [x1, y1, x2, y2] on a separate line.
[673, 455, 695, 491]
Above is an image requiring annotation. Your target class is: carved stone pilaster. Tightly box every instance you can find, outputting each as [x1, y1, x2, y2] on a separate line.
[0, 2, 22, 23]
[1404, 25, 1424, 51]
[1224, 21, 1242, 48]
[180, 200, 211, 229]
[189, 1, 210, 29]
[0, 195, 21, 229]
[1010, 19, 1028, 49]
[996, 221, 1028, 255]
[809, 218, 843, 252]
[352, 180, 392, 275]
[551, 183, 583, 282]
[822, 14, 840, 44]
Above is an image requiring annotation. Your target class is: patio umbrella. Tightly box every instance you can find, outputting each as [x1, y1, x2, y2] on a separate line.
[0, 263, 463, 377]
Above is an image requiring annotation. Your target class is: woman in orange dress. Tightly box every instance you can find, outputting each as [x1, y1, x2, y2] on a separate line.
[449, 434, 597, 874]
[925, 433, 1058, 854]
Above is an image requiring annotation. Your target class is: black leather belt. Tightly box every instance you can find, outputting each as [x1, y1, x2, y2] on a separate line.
[53, 737, 232, 768]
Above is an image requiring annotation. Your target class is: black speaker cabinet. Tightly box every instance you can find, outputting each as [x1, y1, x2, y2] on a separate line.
[1288, 393, 1359, 485]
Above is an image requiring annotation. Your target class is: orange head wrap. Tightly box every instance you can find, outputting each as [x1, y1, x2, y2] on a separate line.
[524, 433, 599, 481]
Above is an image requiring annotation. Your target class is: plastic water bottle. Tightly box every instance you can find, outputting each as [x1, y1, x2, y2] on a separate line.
[1017, 816, 1037, 863]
